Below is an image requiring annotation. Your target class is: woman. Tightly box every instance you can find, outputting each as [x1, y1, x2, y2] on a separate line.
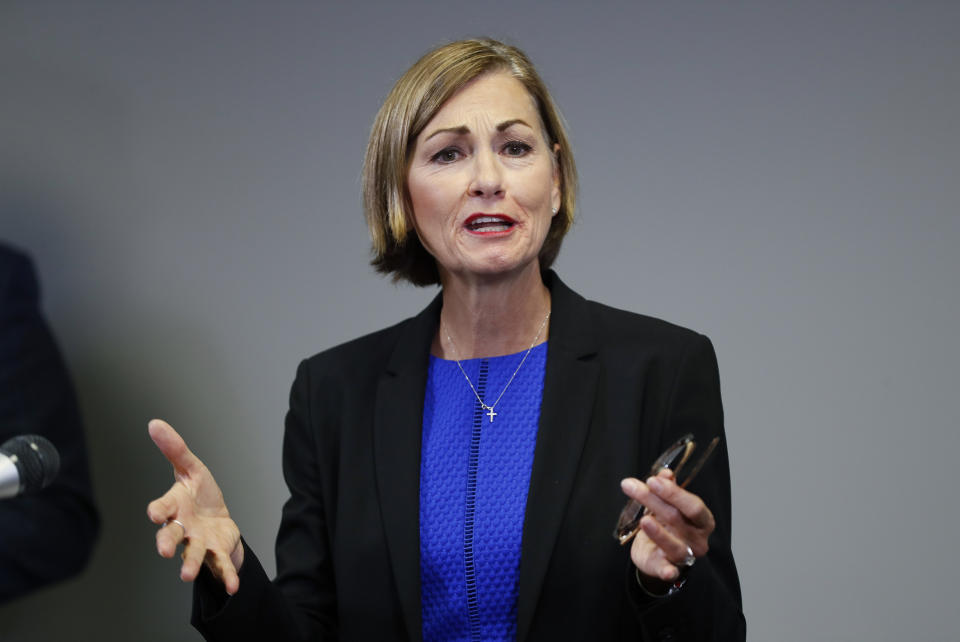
[147, 38, 745, 641]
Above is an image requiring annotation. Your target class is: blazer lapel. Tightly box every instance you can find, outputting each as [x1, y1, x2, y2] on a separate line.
[373, 293, 442, 642]
[517, 273, 600, 642]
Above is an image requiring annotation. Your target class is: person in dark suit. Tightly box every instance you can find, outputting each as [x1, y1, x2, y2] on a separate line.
[147, 39, 745, 640]
[0, 242, 99, 603]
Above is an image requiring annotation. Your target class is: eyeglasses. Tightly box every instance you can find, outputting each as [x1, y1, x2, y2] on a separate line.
[614, 433, 720, 546]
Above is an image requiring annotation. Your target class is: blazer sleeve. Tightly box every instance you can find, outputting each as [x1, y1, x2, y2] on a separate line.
[0, 248, 99, 604]
[627, 334, 746, 641]
[192, 359, 337, 640]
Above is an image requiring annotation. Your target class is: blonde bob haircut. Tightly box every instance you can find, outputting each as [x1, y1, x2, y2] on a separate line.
[363, 38, 578, 286]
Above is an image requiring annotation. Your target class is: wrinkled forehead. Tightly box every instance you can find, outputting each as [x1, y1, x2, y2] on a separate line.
[416, 72, 548, 143]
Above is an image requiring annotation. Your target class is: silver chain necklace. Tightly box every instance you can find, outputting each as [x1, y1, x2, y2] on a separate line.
[443, 309, 551, 423]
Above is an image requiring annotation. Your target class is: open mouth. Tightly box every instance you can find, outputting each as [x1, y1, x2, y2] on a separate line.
[464, 214, 516, 233]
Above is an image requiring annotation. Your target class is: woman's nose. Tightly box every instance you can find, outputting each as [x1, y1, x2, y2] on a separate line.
[467, 150, 504, 198]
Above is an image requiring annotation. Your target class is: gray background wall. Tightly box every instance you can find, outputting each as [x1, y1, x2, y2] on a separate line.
[1, 1, 957, 640]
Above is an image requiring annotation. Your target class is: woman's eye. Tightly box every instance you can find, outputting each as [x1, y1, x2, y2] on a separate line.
[431, 148, 462, 163]
[503, 141, 532, 157]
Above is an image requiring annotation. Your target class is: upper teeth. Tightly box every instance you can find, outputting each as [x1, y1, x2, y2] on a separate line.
[471, 216, 505, 225]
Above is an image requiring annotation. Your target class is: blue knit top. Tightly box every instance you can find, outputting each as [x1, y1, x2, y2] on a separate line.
[419, 343, 548, 642]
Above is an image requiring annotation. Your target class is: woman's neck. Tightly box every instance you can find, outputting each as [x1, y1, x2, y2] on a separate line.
[433, 264, 551, 360]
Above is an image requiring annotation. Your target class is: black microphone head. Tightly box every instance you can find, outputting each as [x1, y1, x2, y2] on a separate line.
[0, 435, 60, 494]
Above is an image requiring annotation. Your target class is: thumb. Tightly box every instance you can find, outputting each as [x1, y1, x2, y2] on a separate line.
[149, 418, 203, 475]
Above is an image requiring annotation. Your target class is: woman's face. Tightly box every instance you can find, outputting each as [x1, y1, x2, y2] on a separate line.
[407, 72, 561, 282]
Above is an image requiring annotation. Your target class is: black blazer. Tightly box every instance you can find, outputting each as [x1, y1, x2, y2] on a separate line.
[0, 243, 99, 603]
[193, 272, 745, 641]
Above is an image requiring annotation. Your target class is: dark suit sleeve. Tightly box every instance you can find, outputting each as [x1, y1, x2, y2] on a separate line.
[192, 359, 337, 641]
[628, 334, 746, 641]
[0, 248, 99, 604]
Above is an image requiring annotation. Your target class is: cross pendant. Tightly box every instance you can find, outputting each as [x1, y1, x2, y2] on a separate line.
[485, 406, 497, 423]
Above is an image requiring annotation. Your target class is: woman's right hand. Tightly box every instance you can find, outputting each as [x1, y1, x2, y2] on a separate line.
[146, 419, 244, 594]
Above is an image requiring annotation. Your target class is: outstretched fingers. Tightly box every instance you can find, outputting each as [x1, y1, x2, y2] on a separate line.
[147, 419, 241, 593]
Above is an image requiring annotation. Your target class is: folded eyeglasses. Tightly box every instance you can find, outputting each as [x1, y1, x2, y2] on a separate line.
[614, 433, 720, 546]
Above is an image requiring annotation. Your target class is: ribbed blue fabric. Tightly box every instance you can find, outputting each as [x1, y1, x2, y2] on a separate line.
[419, 343, 547, 642]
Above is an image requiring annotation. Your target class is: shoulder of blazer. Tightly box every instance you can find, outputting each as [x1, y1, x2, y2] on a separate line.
[545, 270, 708, 361]
[589, 299, 706, 353]
[299, 290, 442, 384]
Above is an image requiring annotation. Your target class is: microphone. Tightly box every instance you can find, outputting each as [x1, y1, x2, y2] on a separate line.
[0, 435, 60, 499]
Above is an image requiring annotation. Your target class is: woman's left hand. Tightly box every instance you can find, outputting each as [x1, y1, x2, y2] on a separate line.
[619, 469, 716, 588]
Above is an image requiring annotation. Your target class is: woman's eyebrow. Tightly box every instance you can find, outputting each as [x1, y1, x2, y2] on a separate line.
[496, 118, 533, 132]
[423, 125, 469, 142]
[422, 118, 534, 143]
